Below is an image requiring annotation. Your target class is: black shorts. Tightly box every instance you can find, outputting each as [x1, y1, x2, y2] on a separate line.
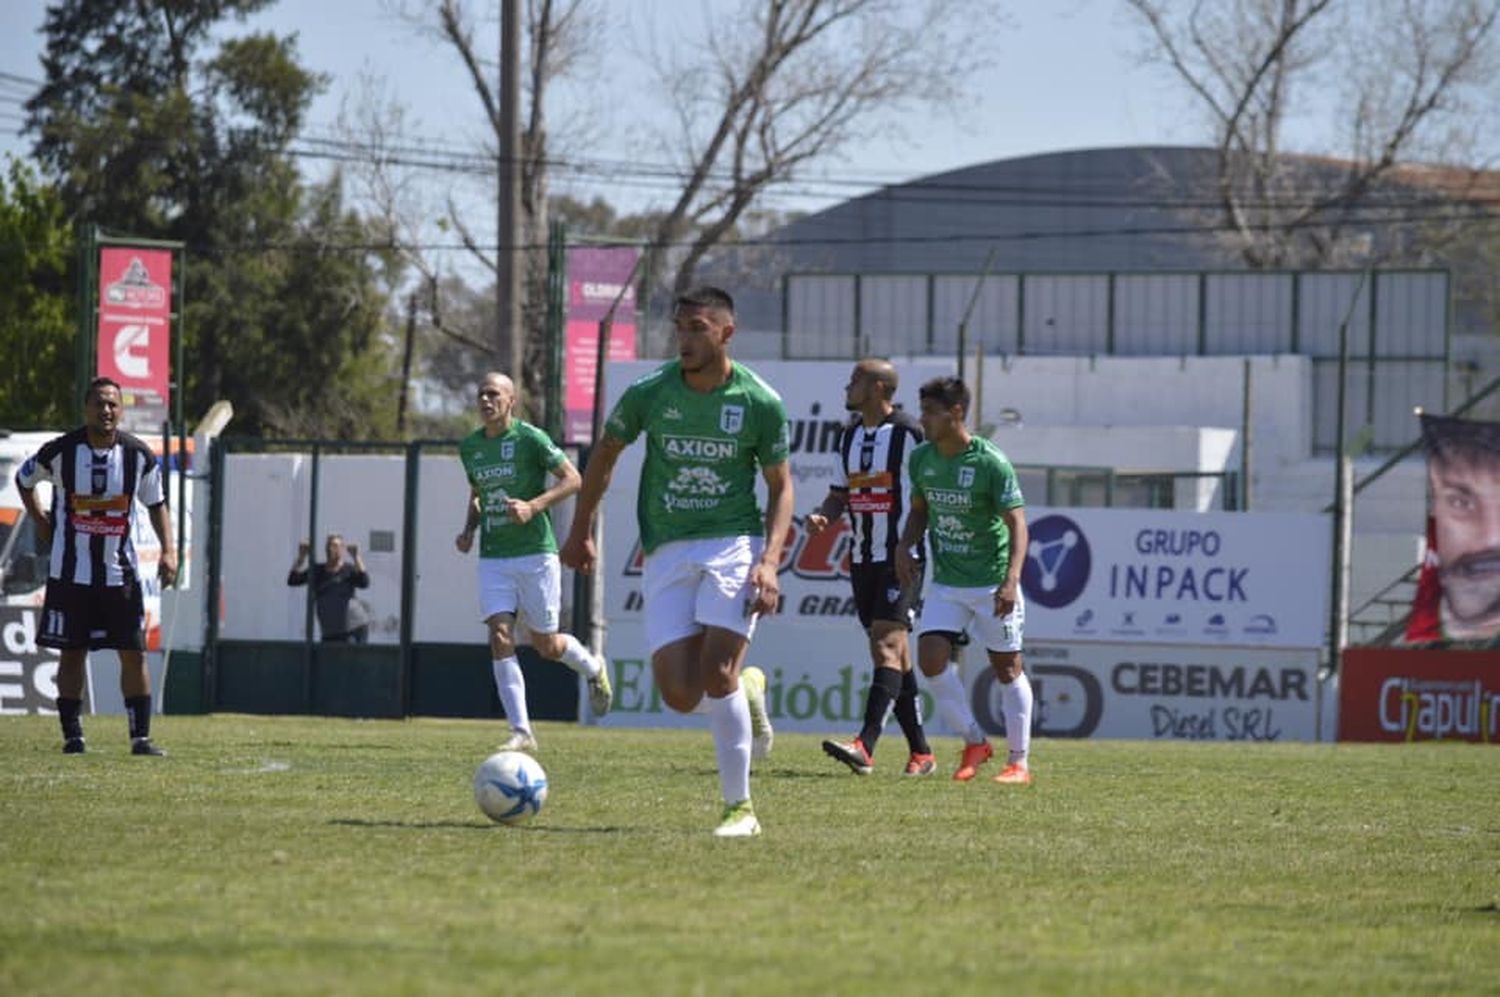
[37, 579, 146, 651]
[849, 560, 923, 632]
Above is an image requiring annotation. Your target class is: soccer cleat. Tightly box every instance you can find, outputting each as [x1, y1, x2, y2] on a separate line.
[62, 737, 87, 755]
[993, 762, 1033, 786]
[588, 661, 614, 717]
[499, 729, 539, 753]
[822, 737, 873, 775]
[742, 666, 774, 760]
[903, 752, 937, 777]
[713, 799, 762, 838]
[130, 738, 165, 757]
[952, 740, 994, 782]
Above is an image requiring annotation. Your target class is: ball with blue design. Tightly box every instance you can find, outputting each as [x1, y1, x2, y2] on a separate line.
[473, 751, 549, 825]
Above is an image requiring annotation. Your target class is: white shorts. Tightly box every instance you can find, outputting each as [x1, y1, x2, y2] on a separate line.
[642, 536, 765, 654]
[918, 582, 1025, 653]
[477, 553, 561, 633]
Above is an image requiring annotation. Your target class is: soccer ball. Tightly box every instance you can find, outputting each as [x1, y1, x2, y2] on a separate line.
[473, 751, 548, 825]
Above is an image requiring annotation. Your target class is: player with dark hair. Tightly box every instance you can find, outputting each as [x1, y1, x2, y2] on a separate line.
[14, 376, 178, 755]
[809, 358, 935, 776]
[457, 371, 612, 751]
[897, 376, 1035, 785]
[562, 286, 790, 838]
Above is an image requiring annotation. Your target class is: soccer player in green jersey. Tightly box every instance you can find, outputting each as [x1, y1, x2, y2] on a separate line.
[457, 372, 612, 753]
[561, 287, 791, 838]
[896, 376, 1035, 786]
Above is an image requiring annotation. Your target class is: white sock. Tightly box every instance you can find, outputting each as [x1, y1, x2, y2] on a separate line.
[929, 664, 985, 744]
[1002, 671, 1033, 766]
[554, 634, 602, 679]
[703, 687, 752, 805]
[492, 656, 530, 733]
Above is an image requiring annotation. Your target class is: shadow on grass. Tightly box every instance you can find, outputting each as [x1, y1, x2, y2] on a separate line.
[329, 817, 630, 835]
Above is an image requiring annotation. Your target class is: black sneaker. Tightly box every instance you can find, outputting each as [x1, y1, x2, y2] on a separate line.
[131, 738, 165, 756]
[62, 737, 87, 754]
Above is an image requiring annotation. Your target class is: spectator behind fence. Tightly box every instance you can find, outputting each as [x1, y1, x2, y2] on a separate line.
[287, 534, 370, 642]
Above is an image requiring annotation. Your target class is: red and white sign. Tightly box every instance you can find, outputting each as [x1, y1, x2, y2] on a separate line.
[564, 247, 639, 444]
[1339, 648, 1500, 743]
[97, 247, 172, 430]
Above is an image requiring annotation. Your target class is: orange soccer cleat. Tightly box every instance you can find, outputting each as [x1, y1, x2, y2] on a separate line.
[992, 763, 1033, 786]
[903, 752, 937, 776]
[952, 740, 994, 782]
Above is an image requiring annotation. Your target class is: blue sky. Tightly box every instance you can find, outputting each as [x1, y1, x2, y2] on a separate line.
[0, 0, 1197, 217]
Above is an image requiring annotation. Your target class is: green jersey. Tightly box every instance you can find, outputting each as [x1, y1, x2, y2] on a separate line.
[459, 420, 567, 559]
[909, 436, 1025, 588]
[605, 360, 790, 555]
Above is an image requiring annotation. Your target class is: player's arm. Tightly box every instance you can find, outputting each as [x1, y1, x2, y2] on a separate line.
[560, 434, 628, 573]
[147, 501, 179, 588]
[15, 454, 54, 547]
[896, 492, 928, 588]
[749, 460, 794, 616]
[806, 487, 847, 536]
[456, 490, 481, 553]
[509, 457, 581, 525]
[996, 505, 1028, 617]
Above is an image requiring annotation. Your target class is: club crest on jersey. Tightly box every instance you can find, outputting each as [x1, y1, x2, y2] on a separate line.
[501, 441, 515, 459]
[958, 466, 975, 488]
[719, 405, 744, 434]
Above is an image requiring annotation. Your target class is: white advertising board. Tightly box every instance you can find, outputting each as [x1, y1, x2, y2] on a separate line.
[599, 619, 1320, 743]
[1020, 507, 1330, 649]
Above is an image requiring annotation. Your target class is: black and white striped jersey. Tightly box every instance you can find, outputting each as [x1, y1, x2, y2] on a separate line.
[829, 409, 923, 565]
[14, 428, 165, 587]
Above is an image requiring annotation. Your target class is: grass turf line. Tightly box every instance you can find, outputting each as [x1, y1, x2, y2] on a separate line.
[0, 715, 1496, 995]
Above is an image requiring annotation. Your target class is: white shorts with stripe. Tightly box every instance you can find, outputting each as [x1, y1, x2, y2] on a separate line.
[477, 552, 561, 633]
[642, 535, 765, 655]
[918, 581, 1025, 653]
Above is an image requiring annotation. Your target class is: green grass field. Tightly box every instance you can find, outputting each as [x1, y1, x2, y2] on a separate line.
[1, 715, 1496, 995]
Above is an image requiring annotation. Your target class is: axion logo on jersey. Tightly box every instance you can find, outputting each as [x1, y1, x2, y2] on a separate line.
[719, 405, 744, 434]
[925, 489, 972, 509]
[662, 436, 738, 461]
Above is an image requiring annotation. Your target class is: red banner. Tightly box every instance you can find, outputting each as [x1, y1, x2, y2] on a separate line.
[1339, 648, 1500, 743]
[97, 247, 172, 430]
[564, 247, 638, 444]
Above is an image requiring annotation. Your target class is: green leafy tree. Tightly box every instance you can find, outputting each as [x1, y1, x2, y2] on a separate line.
[0, 158, 74, 429]
[26, 0, 401, 437]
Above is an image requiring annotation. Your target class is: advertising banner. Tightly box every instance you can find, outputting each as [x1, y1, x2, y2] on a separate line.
[564, 248, 639, 444]
[598, 360, 1329, 649]
[1339, 648, 1500, 743]
[1021, 507, 1330, 648]
[1407, 415, 1500, 642]
[599, 619, 1320, 742]
[0, 606, 65, 715]
[96, 247, 172, 431]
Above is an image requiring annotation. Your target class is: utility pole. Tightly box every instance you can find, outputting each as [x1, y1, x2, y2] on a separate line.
[498, 0, 522, 380]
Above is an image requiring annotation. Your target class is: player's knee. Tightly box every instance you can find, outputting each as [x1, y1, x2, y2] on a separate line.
[531, 632, 565, 659]
[990, 653, 1023, 683]
[659, 685, 701, 714]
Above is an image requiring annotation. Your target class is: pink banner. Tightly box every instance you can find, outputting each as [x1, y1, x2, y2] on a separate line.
[97, 247, 172, 429]
[564, 247, 639, 444]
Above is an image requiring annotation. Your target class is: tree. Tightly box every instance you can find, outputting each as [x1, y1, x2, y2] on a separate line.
[379, 0, 1000, 412]
[25, 0, 402, 437]
[1124, 0, 1500, 268]
[641, 0, 996, 295]
[0, 158, 74, 428]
